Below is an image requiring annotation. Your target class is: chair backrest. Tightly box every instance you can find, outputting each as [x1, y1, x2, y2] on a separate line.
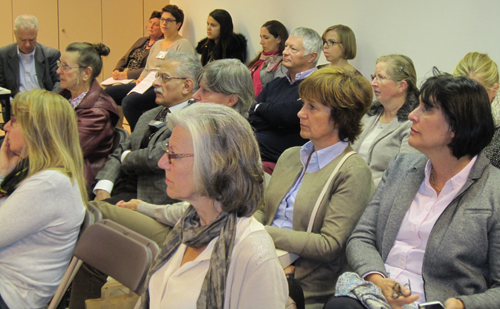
[48, 206, 95, 309]
[97, 219, 160, 258]
[87, 202, 103, 222]
[112, 127, 129, 153]
[73, 219, 157, 295]
[79, 206, 95, 239]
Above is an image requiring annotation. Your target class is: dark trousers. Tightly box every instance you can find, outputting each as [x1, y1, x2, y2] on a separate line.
[122, 87, 157, 132]
[323, 296, 366, 309]
[103, 83, 135, 106]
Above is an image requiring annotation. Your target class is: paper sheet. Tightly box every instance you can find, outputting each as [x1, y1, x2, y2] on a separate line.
[127, 71, 156, 95]
[101, 77, 134, 86]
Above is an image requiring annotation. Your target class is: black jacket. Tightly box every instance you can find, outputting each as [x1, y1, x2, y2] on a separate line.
[196, 33, 247, 65]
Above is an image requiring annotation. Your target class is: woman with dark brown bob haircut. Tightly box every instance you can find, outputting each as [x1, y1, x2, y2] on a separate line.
[254, 67, 375, 308]
[325, 74, 499, 309]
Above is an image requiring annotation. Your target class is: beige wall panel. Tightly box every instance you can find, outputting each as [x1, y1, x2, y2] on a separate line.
[102, 0, 143, 80]
[58, 0, 101, 51]
[143, 0, 168, 36]
[12, 0, 59, 49]
[59, 0, 102, 80]
[0, 0, 13, 46]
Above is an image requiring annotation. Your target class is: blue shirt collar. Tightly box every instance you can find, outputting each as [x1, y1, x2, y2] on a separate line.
[299, 140, 349, 172]
[286, 67, 317, 84]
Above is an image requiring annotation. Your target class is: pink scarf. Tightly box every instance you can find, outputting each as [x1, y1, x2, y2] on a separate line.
[250, 50, 281, 97]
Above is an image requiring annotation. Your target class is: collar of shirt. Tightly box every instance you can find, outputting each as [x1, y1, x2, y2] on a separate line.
[70, 90, 89, 109]
[286, 67, 317, 84]
[17, 46, 36, 58]
[169, 100, 189, 113]
[424, 155, 477, 195]
[299, 140, 349, 173]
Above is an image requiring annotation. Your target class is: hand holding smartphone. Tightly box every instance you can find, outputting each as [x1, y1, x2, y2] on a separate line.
[418, 301, 445, 309]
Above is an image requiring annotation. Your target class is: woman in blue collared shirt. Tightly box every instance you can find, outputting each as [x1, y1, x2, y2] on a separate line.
[253, 67, 375, 309]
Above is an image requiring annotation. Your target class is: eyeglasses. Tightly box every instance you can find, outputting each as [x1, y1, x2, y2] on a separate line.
[160, 18, 177, 23]
[371, 74, 392, 83]
[323, 40, 342, 47]
[165, 141, 194, 164]
[392, 280, 411, 299]
[57, 60, 85, 72]
[155, 72, 187, 84]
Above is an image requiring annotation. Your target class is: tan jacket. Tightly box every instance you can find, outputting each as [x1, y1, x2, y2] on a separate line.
[254, 145, 374, 308]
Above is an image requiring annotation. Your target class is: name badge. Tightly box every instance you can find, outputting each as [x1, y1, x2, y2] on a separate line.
[156, 51, 168, 59]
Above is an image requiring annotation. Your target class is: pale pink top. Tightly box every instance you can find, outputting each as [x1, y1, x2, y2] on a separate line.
[384, 156, 476, 303]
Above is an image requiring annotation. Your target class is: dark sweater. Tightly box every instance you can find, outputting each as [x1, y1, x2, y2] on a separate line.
[196, 33, 247, 65]
[249, 76, 308, 162]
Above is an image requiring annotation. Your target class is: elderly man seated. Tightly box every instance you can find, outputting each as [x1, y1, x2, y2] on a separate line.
[248, 27, 323, 165]
[69, 58, 255, 309]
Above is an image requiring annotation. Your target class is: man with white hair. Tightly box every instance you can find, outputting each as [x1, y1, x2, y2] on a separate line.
[0, 14, 61, 102]
[249, 27, 323, 164]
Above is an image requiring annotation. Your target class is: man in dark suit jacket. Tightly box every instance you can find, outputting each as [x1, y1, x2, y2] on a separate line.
[0, 14, 61, 98]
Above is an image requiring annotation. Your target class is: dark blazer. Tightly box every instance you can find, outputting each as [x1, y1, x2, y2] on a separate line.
[347, 152, 500, 308]
[254, 145, 374, 308]
[95, 106, 176, 205]
[0, 42, 60, 97]
[60, 80, 119, 187]
[114, 36, 163, 80]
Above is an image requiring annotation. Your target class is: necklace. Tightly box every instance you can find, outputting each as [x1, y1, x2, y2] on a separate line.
[430, 168, 442, 193]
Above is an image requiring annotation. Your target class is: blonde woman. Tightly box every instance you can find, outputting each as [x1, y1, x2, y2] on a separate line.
[453, 52, 500, 168]
[0, 89, 86, 308]
[351, 54, 420, 187]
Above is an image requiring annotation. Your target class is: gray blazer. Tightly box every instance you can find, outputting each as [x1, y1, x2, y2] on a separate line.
[254, 145, 374, 308]
[0, 42, 61, 97]
[95, 106, 174, 205]
[351, 94, 419, 187]
[347, 152, 500, 308]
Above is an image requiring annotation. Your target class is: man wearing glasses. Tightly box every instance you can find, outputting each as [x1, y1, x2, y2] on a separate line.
[92, 51, 201, 207]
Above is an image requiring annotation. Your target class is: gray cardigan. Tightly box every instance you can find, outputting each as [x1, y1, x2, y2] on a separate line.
[347, 152, 500, 308]
[351, 94, 420, 187]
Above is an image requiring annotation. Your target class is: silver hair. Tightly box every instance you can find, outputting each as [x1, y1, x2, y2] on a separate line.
[196, 59, 254, 117]
[14, 14, 38, 32]
[289, 27, 323, 65]
[166, 103, 264, 216]
[163, 51, 202, 92]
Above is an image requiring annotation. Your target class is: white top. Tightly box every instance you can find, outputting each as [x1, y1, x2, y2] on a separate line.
[140, 38, 195, 78]
[357, 119, 389, 162]
[149, 216, 288, 309]
[0, 170, 85, 308]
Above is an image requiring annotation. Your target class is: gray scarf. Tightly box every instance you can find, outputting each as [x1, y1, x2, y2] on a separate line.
[140, 205, 237, 309]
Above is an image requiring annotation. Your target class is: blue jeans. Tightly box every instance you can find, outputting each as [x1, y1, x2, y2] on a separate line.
[0, 294, 9, 309]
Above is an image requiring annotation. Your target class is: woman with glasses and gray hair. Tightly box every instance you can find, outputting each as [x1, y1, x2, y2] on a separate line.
[192, 58, 254, 117]
[141, 103, 287, 308]
[351, 54, 420, 187]
[57, 42, 119, 188]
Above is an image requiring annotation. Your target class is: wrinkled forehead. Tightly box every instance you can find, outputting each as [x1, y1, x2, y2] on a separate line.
[159, 60, 180, 75]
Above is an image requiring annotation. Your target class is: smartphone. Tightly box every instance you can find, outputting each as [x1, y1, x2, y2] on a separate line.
[418, 301, 445, 309]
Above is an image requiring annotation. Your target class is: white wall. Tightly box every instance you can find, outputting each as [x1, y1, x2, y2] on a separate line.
[173, 0, 500, 86]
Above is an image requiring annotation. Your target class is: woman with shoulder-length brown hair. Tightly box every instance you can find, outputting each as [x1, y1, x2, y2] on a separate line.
[253, 67, 375, 308]
[0, 89, 86, 309]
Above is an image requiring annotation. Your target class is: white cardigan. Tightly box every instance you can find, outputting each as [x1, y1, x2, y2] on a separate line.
[149, 216, 288, 309]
